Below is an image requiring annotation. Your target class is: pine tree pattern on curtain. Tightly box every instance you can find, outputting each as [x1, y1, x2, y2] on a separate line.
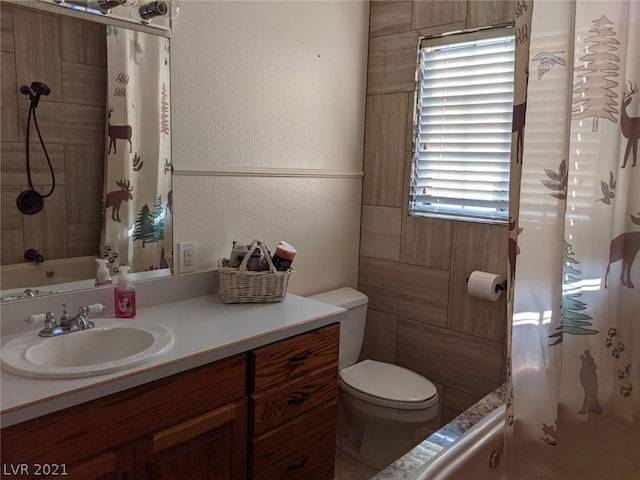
[101, 28, 172, 274]
[507, 0, 639, 451]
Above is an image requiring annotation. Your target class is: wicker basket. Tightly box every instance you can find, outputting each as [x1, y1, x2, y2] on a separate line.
[218, 240, 294, 304]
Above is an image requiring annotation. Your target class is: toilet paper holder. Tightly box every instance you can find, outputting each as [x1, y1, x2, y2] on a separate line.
[465, 276, 507, 293]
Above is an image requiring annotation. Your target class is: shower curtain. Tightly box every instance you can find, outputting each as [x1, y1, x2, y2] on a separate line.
[507, 0, 639, 447]
[100, 28, 172, 274]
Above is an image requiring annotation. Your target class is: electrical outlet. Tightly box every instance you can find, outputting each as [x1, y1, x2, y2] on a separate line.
[177, 242, 196, 273]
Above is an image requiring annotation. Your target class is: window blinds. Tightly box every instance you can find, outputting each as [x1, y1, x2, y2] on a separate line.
[410, 28, 515, 223]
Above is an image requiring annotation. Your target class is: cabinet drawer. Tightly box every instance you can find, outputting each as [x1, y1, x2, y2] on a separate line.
[251, 323, 339, 391]
[251, 401, 337, 480]
[1, 354, 247, 467]
[251, 365, 337, 436]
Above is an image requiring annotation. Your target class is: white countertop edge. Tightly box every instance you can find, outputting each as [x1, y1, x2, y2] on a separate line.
[1, 293, 346, 428]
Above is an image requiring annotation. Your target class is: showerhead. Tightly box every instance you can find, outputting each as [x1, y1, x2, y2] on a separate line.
[30, 82, 51, 96]
[20, 81, 51, 108]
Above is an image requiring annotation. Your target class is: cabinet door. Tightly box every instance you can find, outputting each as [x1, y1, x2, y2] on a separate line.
[149, 399, 247, 480]
[39, 450, 130, 480]
[1, 355, 246, 470]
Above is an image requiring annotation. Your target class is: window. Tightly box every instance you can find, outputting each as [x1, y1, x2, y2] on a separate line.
[410, 26, 515, 224]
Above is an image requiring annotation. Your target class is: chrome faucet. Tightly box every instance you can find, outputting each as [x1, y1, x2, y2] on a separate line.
[26, 303, 105, 337]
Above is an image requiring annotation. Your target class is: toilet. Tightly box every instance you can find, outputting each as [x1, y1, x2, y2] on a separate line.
[309, 287, 439, 470]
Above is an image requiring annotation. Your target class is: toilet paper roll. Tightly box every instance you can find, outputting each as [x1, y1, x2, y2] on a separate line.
[467, 271, 504, 301]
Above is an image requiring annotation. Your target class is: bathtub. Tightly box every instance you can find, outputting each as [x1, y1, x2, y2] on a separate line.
[410, 405, 640, 480]
[0, 256, 96, 292]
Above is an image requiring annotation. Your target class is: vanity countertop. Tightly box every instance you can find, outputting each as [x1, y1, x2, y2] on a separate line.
[0, 293, 345, 427]
[373, 384, 507, 480]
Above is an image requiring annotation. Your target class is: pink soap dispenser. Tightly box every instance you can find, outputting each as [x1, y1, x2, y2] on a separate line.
[114, 266, 136, 318]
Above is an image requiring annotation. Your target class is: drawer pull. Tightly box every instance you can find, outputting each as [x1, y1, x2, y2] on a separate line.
[285, 456, 308, 472]
[288, 351, 312, 363]
[287, 392, 311, 405]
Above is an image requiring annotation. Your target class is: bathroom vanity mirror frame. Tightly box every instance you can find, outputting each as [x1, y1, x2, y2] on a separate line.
[31, 0, 171, 34]
[0, 0, 173, 301]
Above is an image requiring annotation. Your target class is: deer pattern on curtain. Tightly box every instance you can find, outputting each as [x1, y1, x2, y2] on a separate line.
[100, 27, 172, 275]
[506, 0, 639, 449]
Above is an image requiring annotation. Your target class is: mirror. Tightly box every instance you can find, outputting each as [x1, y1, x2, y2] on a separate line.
[37, 0, 172, 31]
[0, 1, 172, 301]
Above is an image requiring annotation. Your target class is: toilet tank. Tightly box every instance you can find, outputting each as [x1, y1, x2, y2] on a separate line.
[308, 287, 368, 370]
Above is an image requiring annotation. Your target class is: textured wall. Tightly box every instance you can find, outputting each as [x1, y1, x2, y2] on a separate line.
[170, 1, 370, 295]
[358, 0, 515, 429]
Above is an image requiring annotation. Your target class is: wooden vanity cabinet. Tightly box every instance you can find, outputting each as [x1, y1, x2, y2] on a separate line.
[1, 354, 247, 480]
[249, 323, 340, 480]
[1, 323, 340, 480]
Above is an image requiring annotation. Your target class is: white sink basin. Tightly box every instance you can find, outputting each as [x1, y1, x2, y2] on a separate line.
[1, 320, 174, 379]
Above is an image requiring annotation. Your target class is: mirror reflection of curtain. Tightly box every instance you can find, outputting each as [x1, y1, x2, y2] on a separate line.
[101, 28, 172, 274]
[507, 0, 639, 453]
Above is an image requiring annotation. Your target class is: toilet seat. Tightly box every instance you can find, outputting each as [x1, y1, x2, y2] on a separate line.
[340, 359, 438, 410]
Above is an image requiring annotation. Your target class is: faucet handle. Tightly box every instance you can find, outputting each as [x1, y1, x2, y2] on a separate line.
[26, 312, 57, 330]
[26, 313, 47, 324]
[87, 303, 106, 313]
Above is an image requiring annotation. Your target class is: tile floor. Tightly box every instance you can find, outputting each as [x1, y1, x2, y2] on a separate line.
[334, 447, 380, 480]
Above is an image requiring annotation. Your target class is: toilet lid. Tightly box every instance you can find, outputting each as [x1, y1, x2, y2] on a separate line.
[340, 359, 437, 403]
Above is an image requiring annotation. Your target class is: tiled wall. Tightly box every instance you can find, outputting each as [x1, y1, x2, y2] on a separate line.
[1, 4, 106, 266]
[358, 0, 514, 428]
